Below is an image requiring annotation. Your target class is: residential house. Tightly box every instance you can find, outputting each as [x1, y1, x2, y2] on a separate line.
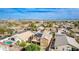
[30, 31, 43, 44]
[40, 31, 52, 50]
[54, 33, 79, 51]
[11, 31, 34, 42]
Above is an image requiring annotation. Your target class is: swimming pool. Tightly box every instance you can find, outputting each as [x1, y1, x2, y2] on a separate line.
[4, 41, 13, 45]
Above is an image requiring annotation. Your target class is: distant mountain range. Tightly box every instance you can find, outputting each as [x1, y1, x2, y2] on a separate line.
[0, 8, 79, 20]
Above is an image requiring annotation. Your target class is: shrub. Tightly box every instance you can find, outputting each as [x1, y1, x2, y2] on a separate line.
[24, 43, 40, 51]
[17, 40, 27, 47]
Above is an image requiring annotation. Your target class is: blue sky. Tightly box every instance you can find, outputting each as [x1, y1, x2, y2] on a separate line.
[0, 8, 79, 20]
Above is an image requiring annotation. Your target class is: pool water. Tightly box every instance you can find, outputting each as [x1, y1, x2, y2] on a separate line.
[4, 41, 13, 45]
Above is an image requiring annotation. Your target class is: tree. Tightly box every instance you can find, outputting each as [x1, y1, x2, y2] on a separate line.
[52, 32, 55, 38]
[17, 40, 27, 48]
[6, 29, 13, 35]
[46, 22, 53, 27]
[0, 28, 5, 34]
[29, 23, 37, 31]
[74, 21, 79, 28]
[69, 30, 75, 38]
[22, 43, 40, 51]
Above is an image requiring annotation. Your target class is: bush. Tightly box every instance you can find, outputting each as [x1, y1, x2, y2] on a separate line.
[24, 43, 40, 51]
[17, 40, 27, 47]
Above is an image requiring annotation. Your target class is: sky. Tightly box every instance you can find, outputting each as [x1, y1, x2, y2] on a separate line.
[0, 8, 79, 20]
